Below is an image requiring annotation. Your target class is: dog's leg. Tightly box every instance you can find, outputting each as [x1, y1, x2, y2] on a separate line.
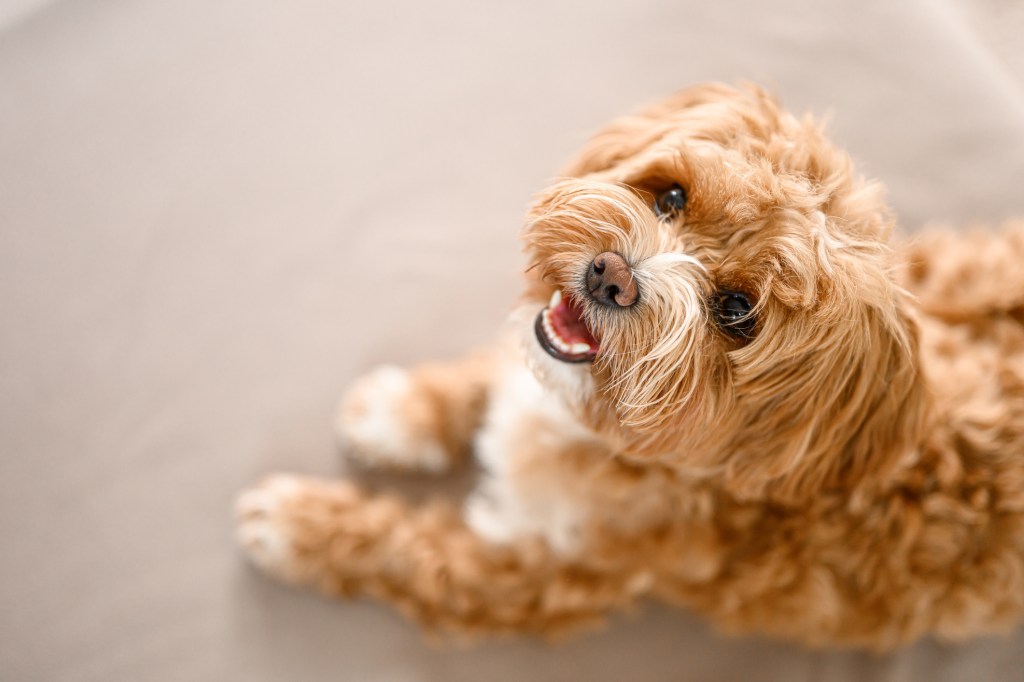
[335, 353, 494, 473]
[235, 474, 644, 635]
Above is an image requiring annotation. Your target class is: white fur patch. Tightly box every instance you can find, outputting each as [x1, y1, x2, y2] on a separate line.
[467, 345, 599, 555]
[336, 365, 449, 473]
[235, 475, 303, 575]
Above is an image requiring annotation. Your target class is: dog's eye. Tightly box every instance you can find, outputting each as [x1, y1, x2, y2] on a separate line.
[713, 291, 756, 339]
[653, 184, 687, 220]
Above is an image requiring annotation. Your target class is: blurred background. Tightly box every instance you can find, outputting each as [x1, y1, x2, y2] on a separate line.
[2, 0, 1024, 680]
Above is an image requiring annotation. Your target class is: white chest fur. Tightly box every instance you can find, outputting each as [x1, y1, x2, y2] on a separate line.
[465, 362, 601, 554]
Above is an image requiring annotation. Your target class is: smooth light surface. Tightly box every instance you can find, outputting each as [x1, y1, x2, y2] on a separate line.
[2, 1, 1023, 680]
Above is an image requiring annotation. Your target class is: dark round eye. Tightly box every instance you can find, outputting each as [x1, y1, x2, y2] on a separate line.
[713, 291, 756, 339]
[653, 184, 687, 219]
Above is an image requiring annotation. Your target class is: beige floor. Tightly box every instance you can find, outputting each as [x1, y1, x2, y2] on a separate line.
[2, 1, 1024, 680]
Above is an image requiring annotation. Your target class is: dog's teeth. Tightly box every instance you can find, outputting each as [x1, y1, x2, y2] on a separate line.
[542, 312, 555, 336]
[542, 315, 561, 343]
[541, 305, 585, 356]
[549, 290, 562, 308]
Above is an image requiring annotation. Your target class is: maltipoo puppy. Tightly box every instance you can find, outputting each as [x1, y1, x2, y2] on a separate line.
[236, 83, 1024, 650]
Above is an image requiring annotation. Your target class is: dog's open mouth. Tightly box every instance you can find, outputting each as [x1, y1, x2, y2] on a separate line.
[534, 290, 599, 363]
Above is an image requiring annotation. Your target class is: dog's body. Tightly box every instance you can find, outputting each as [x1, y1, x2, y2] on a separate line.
[236, 84, 1024, 650]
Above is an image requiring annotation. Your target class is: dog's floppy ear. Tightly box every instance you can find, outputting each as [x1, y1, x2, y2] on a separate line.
[722, 271, 929, 505]
[562, 83, 772, 177]
[794, 298, 924, 502]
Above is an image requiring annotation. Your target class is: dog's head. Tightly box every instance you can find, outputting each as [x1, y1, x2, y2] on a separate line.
[519, 84, 926, 503]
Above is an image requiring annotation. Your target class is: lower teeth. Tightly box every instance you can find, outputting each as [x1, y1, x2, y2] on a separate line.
[543, 309, 590, 356]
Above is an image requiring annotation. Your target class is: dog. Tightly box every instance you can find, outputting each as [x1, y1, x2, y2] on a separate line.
[235, 83, 1024, 650]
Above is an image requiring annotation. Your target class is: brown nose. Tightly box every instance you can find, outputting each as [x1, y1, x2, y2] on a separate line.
[586, 252, 638, 307]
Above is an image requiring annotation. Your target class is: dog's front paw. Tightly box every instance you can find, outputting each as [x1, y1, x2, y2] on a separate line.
[235, 474, 362, 584]
[236, 474, 396, 593]
[235, 475, 309, 581]
[335, 365, 450, 473]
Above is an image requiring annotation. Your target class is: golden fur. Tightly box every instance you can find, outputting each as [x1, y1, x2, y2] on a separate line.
[236, 83, 1024, 650]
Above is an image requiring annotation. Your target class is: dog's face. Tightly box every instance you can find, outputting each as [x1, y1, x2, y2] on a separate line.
[519, 84, 926, 501]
